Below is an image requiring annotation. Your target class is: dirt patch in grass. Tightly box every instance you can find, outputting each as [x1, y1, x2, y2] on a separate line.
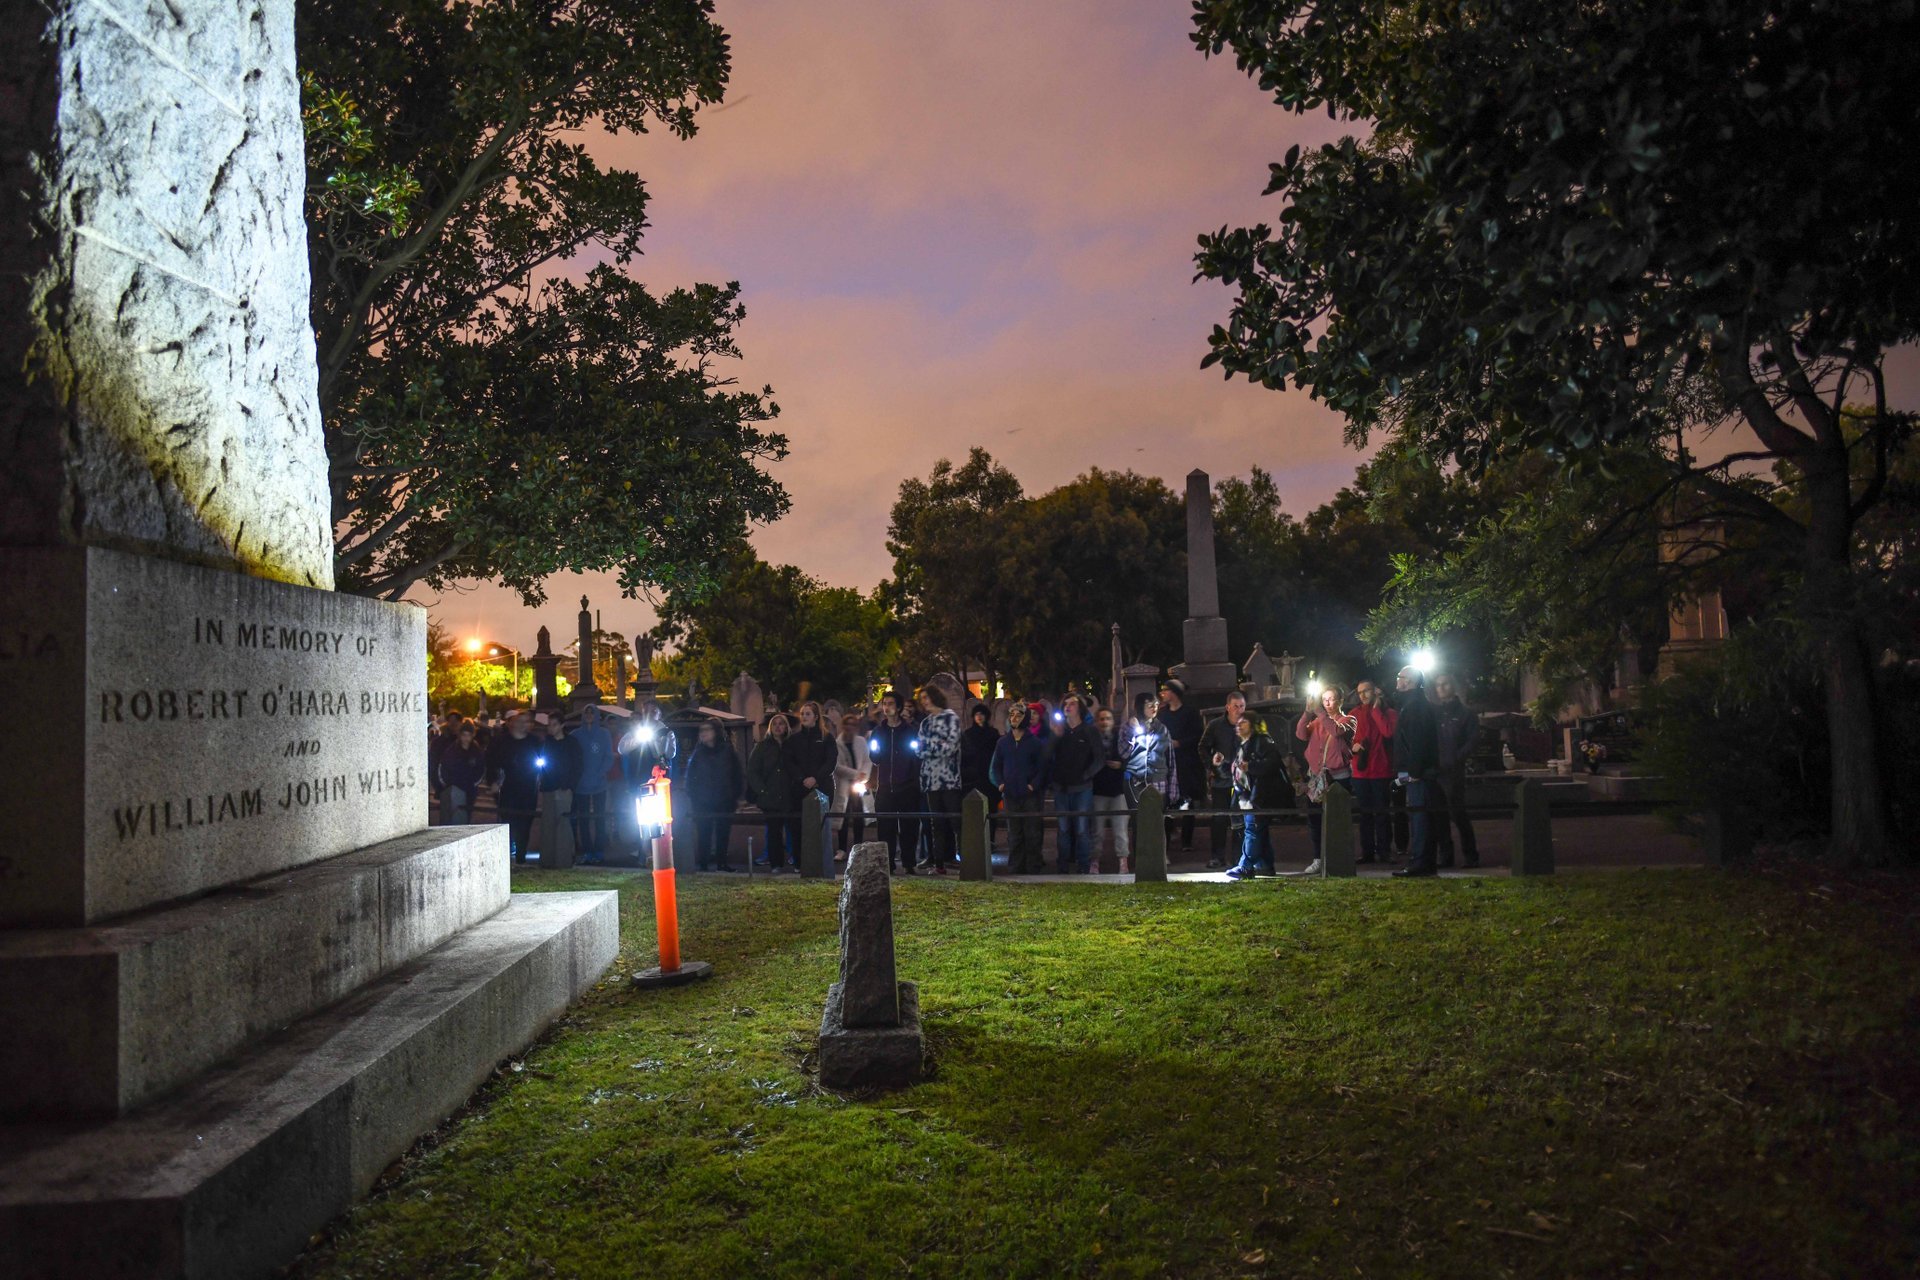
[289, 865, 1920, 1278]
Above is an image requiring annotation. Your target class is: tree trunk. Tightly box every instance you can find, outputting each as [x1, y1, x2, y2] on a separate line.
[1803, 454, 1891, 867]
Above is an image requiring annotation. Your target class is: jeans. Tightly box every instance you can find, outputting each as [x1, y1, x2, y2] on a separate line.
[1353, 777, 1392, 861]
[1233, 813, 1274, 873]
[1091, 792, 1131, 863]
[1055, 786, 1094, 870]
[876, 786, 921, 869]
[1005, 794, 1045, 872]
[1404, 777, 1436, 872]
[572, 789, 608, 857]
[445, 785, 475, 826]
[694, 813, 732, 869]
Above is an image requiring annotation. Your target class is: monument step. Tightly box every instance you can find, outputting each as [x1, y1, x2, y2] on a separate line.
[0, 824, 511, 1119]
[0, 889, 619, 1280]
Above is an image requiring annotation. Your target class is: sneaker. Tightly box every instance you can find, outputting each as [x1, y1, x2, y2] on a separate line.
[1225, 867, 1254, 880]
[1302, 858, 1323, 876]
[1392, 865, 1439, 878]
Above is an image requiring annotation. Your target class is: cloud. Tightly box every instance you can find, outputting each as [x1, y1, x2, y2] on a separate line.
[424, 0, 1363, 649]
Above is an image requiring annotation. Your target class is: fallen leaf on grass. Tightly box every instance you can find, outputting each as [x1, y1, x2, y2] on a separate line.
[1242, 1249, 1268, 1264]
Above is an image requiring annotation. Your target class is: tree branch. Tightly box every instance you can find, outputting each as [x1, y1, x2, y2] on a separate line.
[319, 111, 528, 405]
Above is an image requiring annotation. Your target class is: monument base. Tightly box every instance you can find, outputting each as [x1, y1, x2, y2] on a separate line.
[0, 825, 509, 1119]
[818, 980, 923, 1091]
[632, 959, 714, 988]
[0, 890, 618, 1280]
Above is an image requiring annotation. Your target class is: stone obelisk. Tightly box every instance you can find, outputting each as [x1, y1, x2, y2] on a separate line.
[1168, 469, 1239, 708]
[0, 5, 616, 1274]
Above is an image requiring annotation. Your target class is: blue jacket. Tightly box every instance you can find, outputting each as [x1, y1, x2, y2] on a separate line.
[989, 731, 1052, 802]
[570, 724, 616, 795]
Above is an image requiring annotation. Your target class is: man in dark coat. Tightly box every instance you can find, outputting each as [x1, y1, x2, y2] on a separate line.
[680, 721, 744, 870]
[1390, 668, 1443, 878]
[1048, 695, 1105, 873]
[989, 702, 1052, 873]
[867, 690, 922, 874]
[569, 706, 616, 864]
[1199, 692, 1248, 867]
[488, 712, 546, 863]
[535, 713, 581, 867]
[436, 721, 486, 825]
[1430, 674, 1481, 868]
[1157, 679, 1204, 853]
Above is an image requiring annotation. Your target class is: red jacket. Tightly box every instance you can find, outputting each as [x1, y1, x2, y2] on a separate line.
[1295, 709, 1356, 775]
[1350, 703, 1398, 780]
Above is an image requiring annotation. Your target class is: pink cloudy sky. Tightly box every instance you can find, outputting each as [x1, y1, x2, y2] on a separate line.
[417, 0, 1916, 654]
[420, 0, 1355, 650]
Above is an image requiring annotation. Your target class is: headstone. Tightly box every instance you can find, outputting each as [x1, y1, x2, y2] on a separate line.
[0, 8, 617, 1272]
[1512, 780, 1555, 875]
[1133, 789, 1168, 882]
[1168, 469, 1238, 707]
[730, 670, 764, 730]
[959, 791, 989, 880]
[928, 670, 968, 714]
[798, 789, 828, 879]
[818, 843, 923, 1090]
[1320, 785, 1356, 876]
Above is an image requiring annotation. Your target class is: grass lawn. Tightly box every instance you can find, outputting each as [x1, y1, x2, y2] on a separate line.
[292, 865, 1919, 1279]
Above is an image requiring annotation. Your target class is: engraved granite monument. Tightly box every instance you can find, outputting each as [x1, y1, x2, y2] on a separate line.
[0, 4, 618, 1275]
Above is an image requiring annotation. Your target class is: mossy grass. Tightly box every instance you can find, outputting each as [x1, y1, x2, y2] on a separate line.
[293, 866, 1918, 1278]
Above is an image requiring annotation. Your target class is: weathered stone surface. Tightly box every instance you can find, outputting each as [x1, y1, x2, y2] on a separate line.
[0, 0, 331, 587]
[818, 980, 923, 1092]
[0, 825, 508, 1118]
[0, 890, 619, 1280]
[838, 842, 900, 1028]
[0, 546, 426, 927]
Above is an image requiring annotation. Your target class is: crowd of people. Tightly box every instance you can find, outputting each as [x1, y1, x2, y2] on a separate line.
[424, 666, 1482, 879]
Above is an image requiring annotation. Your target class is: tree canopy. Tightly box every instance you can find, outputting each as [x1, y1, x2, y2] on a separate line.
[1192, 0, 1919, 862]
[649, 544, 897, 708]
[301, 0, 787, 603]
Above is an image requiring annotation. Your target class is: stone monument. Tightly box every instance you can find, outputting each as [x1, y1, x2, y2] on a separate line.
[1167, 469, 1239, 707]
[529, 625, 564, 713]
[569, 596, 603, 707]
[1242, 643, 1279, 699]
[0, 6, 618, 1274]
[631, 635, 658, 712]
[818, 843, 923, 1091]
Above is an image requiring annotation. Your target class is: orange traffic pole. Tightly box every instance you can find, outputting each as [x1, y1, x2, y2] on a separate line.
[633, 768, 712, 989]
[652, 775, 681, 971]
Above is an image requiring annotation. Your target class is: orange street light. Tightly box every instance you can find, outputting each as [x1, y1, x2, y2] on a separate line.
[632, 767, 712, 988]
